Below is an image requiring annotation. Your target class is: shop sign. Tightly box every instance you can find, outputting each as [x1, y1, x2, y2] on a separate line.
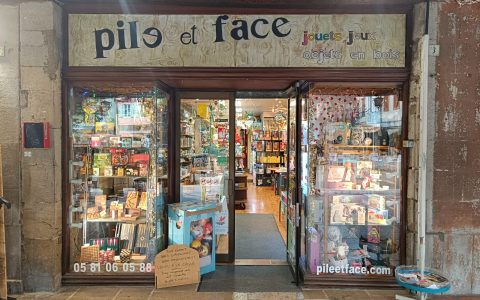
[69, 14, 405, 68]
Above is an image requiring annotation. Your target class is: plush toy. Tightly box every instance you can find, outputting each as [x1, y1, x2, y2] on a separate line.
[190, 222, 203, 241]
[191, 239, 201, 249]
[202, 223, 213, 239]
[327, 226, 342, 253]
[198, 243, 210, 258]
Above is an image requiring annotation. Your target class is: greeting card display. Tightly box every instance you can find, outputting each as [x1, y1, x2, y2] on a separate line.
[273, 141, 280, 151]
[138, 192, 148, 210]
[125, 191, 139, 208]
[271, 130, 279, 140]
[265, 141, 273, 152]
[256, 141, 264, 152]
[95, 122, 115, 134]
[357, 161, 373, 177]
[264, 130, 271, 140]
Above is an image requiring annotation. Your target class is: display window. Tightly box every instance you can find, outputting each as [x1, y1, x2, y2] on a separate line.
[67, 84, 169, 274]
[178, 98, 230, 255]
[301, 88, 403, 279]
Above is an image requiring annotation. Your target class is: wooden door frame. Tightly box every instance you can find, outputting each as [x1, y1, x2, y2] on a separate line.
[174, 91, 236, 263]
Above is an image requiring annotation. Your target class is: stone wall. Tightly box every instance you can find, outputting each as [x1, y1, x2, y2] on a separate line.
[426, 1, 480, 295]
[0, 0, 62, 293]
[0, 1, 23, 294]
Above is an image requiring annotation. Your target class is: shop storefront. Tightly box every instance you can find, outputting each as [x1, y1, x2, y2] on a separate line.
[62, 0, 411, 288]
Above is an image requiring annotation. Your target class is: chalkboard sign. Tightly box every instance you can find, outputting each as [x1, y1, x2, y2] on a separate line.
[23, 122, 50, 148]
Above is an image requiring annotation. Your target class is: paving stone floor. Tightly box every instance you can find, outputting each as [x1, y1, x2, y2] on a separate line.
[11, 287, 476, 300]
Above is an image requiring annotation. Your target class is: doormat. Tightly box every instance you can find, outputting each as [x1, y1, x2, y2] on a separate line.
[235, 213, 286, 260]
[198, 265, 298, 292]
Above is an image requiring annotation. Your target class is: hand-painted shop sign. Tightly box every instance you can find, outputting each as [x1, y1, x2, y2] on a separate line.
[68, 14, 405, 68]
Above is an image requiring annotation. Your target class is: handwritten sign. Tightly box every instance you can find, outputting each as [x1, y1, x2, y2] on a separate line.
[155, 245, 200, 289]
[69, 14, 405, 68]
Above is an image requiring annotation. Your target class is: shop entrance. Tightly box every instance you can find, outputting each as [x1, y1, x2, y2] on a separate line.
[175, 90, 301, 291]
[174, 91, 301, 281]
[233, 98, 289, 264]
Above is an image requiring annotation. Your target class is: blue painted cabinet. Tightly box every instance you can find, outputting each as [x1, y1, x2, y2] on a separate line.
[168, 201, 219, 275]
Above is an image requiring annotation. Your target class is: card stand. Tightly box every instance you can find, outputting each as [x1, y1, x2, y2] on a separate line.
[395, 265, 450, 300]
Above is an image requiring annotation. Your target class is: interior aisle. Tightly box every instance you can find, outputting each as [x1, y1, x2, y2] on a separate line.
[235, 182, 287, 243]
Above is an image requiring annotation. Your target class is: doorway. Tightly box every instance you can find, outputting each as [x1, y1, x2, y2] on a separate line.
[174, 91, 301, 288]
[233, 98, 289, 264]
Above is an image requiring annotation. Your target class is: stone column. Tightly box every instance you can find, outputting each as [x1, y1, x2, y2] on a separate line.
[0, 1, 23, 295]
[19, 0, 63, 291]
[0, 0, 63, 293]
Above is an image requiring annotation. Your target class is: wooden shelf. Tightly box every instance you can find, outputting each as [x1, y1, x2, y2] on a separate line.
[85, 217, 146, 224]
[327, 145, 390, 150]
[180, 173, 191, 180]
[90, 176, 147, 179]
[255, 139, 283, 142]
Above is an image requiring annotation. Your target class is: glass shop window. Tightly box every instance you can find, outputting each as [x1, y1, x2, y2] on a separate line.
[67, 84, 169, 274]
[303, 90, 403, 278]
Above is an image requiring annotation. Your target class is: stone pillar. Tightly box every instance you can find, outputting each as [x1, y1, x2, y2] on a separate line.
[0, 2, 23, 295]
[19, 0, 63, 292]
[0, 0, 63, 293]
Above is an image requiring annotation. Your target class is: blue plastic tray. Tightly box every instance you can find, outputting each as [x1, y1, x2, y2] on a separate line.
[395, 266, 450, 294]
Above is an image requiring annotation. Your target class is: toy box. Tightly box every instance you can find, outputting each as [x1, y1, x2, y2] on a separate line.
[168, 201, 221, 275]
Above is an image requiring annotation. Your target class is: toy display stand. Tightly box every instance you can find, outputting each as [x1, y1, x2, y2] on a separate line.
[168, 200, 221, 275]
[395, 265, 450, 300]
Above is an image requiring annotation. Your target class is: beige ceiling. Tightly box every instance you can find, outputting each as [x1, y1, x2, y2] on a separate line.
[236, 98, 288, 116]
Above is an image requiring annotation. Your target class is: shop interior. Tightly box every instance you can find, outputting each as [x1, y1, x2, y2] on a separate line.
[234, 98, 289, 261]
[179, 98, 289, 262]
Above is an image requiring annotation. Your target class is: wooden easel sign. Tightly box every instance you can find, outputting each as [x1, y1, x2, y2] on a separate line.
[155, 245, 200, 289]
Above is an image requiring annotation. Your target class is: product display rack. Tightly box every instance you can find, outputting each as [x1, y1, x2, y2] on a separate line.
[234, 173, 248, 209]
[254, 150, 284, 186]
[67, 87, 169, 275]
[252, 128, 287, 186]
[180, 119, 194, 182]
[302, 92, 404, 287]
[305, 144, 401, 276]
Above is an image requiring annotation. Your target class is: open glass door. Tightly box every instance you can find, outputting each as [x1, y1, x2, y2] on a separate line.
[286, 92, 300, 282]
[175, 92, 235, 263]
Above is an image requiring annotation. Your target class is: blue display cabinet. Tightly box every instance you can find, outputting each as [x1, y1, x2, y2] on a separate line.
[168, 200, 220, 275]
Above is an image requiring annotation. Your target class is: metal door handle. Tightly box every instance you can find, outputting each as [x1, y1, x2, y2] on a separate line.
[295, 202, 300, 227]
